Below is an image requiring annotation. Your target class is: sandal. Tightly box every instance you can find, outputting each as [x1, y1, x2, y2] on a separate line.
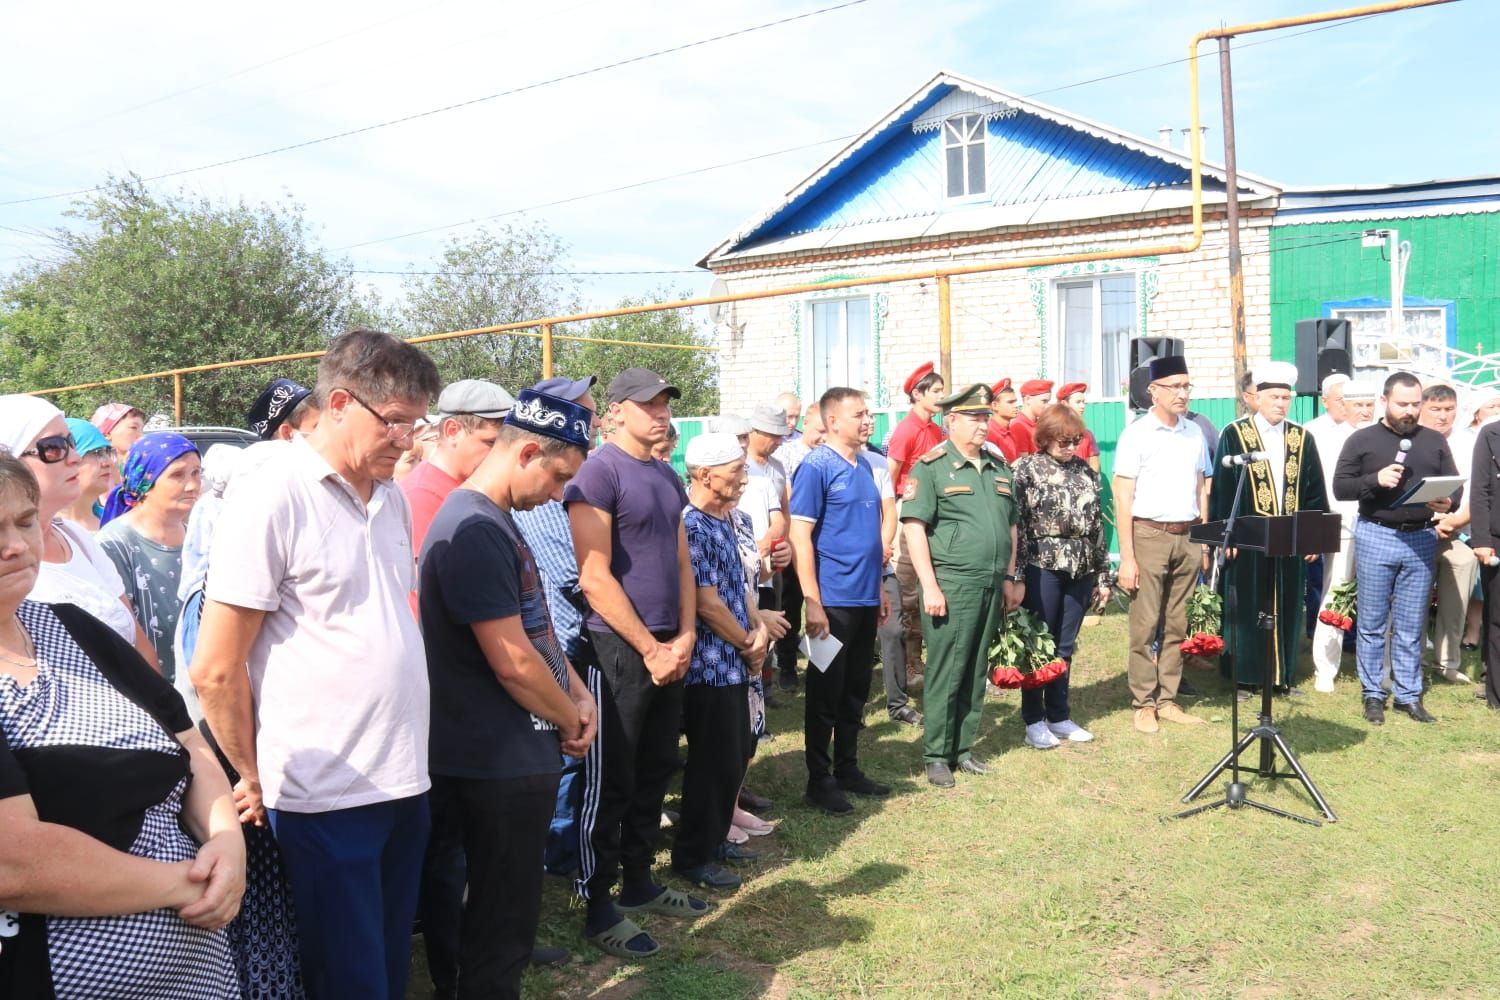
[585, 917, 659, 959]
[616, 886, 709, 918]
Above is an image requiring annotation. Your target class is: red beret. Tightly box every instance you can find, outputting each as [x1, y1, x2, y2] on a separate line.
[1020, 379, 1054, 398]
[991, 378, 1012, 396]
[902, 361, 936, 397]
[1057, 382, 1087, 401]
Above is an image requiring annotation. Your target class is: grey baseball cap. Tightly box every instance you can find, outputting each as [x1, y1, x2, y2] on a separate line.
[437, 379, 514, 418]
[607, 367, 681, 405]
[747, 404, 792, 437]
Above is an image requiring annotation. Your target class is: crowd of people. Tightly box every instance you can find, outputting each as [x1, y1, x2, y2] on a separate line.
[0, 329, 1495, 999]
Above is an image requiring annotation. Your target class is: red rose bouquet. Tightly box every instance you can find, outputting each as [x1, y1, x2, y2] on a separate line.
[1181, 584, 1224, 660]
[988, 608, 1069, 689]
[1317, 579, 1356, 632]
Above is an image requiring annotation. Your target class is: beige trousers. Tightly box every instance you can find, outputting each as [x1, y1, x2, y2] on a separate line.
[1127, 524, 1198, 709]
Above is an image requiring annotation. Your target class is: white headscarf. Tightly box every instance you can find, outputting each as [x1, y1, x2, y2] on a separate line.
[0, 394, 65, 457]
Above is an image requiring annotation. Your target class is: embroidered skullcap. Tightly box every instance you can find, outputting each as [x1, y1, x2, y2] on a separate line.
[504, 387, 591, 450]
[247, 378, 313, 440]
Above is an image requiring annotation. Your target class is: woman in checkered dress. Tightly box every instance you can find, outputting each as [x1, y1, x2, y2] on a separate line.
[0, 452, 242, 999]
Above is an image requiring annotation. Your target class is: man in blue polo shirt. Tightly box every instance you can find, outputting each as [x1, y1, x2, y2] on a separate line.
[789, 386, 891, 815]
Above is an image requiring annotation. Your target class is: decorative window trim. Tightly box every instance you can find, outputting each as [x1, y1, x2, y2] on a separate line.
[910, 102, 1017, 134]
[792, 282, 889, 405]
[1026, 254, 1160, 395]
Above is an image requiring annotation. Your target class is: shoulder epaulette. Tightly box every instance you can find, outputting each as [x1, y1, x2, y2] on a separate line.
[983, 442, 1007, 462]
[918, 444, 948, 463]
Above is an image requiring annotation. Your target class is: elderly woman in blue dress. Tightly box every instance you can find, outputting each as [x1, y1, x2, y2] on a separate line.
[0, 450, 243, 998]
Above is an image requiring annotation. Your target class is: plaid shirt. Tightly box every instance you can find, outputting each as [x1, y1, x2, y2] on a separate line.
[511, 499, 583, 655]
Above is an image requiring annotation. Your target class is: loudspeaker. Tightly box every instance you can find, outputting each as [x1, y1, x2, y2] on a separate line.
[1294, 318, 1352, 395]
[1128, 337, 1185, 411]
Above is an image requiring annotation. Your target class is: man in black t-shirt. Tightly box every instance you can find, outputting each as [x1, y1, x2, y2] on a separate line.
[419, 386, 596, 999]
[1333, 371, 1458, 726]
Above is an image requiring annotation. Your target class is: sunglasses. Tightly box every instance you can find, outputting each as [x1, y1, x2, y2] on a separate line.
[21, 434, 77, 464]
[1056, 436, 1083, 448]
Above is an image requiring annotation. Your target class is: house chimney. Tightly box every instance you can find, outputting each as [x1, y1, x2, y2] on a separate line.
[1158, 126, 1175, 149]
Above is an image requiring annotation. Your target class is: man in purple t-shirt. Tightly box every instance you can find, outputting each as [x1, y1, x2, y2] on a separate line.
[565, 367, 701, 959]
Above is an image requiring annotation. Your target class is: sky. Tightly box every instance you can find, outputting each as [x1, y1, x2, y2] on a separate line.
[1, 0, 1494, 315]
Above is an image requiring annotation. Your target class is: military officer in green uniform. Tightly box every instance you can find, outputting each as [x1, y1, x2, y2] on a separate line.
[901, 383, 1023, 788]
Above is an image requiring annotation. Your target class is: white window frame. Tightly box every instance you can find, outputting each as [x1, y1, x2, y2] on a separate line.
[801, 295, 874, 400]
[1052, 274, 1138, 401]
[942, 113, 987, 201]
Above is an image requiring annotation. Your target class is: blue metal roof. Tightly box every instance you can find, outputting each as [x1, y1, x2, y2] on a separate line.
[757, 86, 1192, 241]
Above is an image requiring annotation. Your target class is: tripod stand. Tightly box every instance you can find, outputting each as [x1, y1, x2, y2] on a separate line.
[1170, 478, 1342, 825]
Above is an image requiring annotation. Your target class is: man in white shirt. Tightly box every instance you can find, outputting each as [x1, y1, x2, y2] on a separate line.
[1308, 379, 1377, 691]
[1305, 373, 1350, 437]
[191, 329, 442, 1000]
[1113, 355, 1211, 734]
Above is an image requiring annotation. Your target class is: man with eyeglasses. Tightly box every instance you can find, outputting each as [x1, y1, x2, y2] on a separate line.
[190, 329, 442, 1000]
[1210, 361, 1330, 699]
[1112, 355, 1212, 734]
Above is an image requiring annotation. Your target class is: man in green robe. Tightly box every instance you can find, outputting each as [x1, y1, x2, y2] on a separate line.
[1210, 361, 1329, 692]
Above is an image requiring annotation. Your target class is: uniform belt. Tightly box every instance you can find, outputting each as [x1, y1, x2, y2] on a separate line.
[1133, 517, 1196, 535]
[1361, 517, 1433, 534]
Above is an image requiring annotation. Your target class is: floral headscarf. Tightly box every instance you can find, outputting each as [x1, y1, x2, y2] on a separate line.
[99, 432, 198, 527]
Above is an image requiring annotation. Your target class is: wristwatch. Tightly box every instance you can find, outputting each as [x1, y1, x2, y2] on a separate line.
[1004, 574, 1023, 584]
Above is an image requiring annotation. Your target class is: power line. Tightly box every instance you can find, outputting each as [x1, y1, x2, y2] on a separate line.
[346, 267, 703, 276]
[332, 134, 858, 251]
[14, 1, 453, 145]
[327, 14, 1402, 253]
[0, 0, 873, 208]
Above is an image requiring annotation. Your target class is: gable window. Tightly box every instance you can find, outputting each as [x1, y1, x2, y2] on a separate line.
[805, 297, 872, 400]
[1056, 276, 1136, 399]
[943, 113, 987, 198]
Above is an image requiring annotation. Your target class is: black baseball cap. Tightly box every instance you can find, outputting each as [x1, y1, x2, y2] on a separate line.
[607, 367, 681, 405]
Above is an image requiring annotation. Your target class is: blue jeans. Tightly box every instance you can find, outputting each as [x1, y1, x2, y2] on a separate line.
[1020, 566, 1094, 725]
[1353, 518, 1437, 705]
[269, 794, 430, 1000]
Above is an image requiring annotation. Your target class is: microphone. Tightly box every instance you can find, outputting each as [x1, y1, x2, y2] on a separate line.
[1394, 438, 1412, 465]
[1221, 451, 1270, 468]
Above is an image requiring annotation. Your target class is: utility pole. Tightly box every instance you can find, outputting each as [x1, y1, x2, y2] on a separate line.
[1217, 37, 1248, 416]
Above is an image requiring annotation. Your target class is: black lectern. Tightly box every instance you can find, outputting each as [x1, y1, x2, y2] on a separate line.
[1171, 510, 1343, 826]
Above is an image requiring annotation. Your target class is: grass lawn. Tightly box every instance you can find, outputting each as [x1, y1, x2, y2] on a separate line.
[409, 609, 1500, 999]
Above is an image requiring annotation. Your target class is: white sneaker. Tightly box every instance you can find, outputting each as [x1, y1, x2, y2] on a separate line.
[1047, 719, 1094, 743]
[1024, 721, 1060, 750]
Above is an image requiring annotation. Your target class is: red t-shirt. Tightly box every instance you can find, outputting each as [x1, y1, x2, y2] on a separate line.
[401, 460, 464, 555]
[886, 410, 946, 494]
[986, 419, 1034, 463]
[1077, 428, 1099, 460]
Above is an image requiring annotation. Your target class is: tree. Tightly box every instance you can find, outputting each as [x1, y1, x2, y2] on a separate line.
[559, 290, 719, 417]
[395, 223, 579, 390]
[0, 174, 364, 425]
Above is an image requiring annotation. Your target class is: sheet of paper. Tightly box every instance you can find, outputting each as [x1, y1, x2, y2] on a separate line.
[799, 632, 844, 672]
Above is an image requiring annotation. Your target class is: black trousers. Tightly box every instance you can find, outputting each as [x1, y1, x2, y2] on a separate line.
[804, 605, 878, 784]
[775, 570, 803, 676]
[1483, 563, 1500, 709]
[671, 683, 751, 870]
[579, 629, 685, 900]
[428, 772, 558, 1000]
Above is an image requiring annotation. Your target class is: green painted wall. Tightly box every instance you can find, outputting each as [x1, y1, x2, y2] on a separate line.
[1269, 212, 1500, 361]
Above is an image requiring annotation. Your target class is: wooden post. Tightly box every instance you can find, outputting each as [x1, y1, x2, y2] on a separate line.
[541, 324, 553, 379]
[173, 373, 183, 425]
[937, 275, 953, 387]
[1218, 36, 1248, 416]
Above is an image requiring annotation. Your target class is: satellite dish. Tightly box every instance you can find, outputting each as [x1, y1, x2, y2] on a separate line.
[707, 277, 729, 324]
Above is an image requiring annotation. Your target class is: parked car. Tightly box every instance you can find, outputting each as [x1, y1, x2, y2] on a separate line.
[159, 425, 259, 452]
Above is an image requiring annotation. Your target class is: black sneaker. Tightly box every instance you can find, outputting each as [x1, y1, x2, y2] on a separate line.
[804, 781, 854, 815]
[836, 772, 891, 797]
[1177, 678, 1199, 698]
[1363, 697, 1386, 726]
[530, 945, 571, 968]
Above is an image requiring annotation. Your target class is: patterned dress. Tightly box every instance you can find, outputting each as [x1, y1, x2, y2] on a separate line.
[1011, 454, 1108, 579]
[0, 601, 240, 999]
